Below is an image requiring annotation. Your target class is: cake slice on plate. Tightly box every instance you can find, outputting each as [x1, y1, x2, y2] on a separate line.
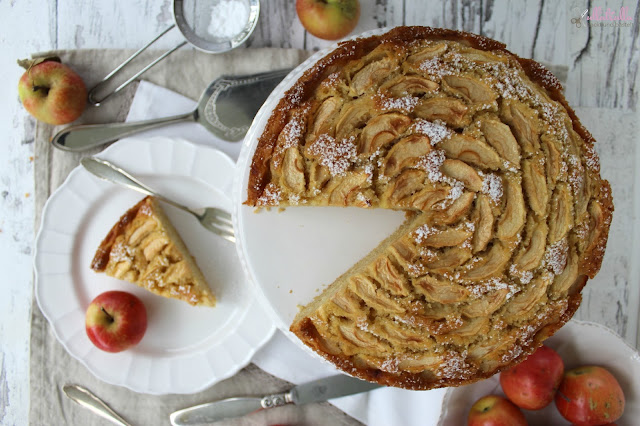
[91, 196, 216, 307]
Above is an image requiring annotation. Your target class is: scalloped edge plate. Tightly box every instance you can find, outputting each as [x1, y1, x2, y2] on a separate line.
[437, 320, 640, 425]
[34, 136, 275, 395]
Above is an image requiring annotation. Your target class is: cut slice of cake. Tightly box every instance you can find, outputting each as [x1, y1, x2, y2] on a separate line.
[91, 196, 216, 307]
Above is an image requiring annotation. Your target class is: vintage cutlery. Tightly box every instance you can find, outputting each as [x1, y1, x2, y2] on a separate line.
[81, 157, 235, 243]
[52, 68, 291, 151]
[87, 0, 261, 106]
[63, 384, 132, 426]
[169, 374, 381, 425]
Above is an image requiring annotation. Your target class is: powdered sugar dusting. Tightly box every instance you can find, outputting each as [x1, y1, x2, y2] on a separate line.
[256, 182, 281, 207]
[509, 264, 533, 285]
[380, 357, 399, 373]
[416, 150, 446, 182]
[410, 119, 452, 145]
[307, 134, 357, 176]
[376, 92, 420, 113]
[544, 238, 569, 275]
[437, 350, 473, 380]
[482, 173, 503, 204]
[413, 224, 437, 244]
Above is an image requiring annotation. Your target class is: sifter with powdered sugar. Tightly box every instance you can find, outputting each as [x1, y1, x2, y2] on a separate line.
[88, 0, 260, 105]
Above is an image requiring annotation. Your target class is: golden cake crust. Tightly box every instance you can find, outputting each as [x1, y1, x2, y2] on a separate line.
[91, 196, 216, 307]
[246, 26, 613, 390]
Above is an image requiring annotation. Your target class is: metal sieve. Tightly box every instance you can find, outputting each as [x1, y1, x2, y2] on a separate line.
[88, 0, 260, 105]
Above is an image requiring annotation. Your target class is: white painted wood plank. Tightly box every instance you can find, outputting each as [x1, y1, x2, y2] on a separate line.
[56, 0, 182, 49]
[481, 0, 545, 58]
[566, 0, 640, 109]
[0, 0, 56, 423]
[247, 0, 306, 49]
[573, 109, 640, 347]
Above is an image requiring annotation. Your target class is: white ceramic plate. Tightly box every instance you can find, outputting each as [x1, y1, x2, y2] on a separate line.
[437, 320, 640, 425]
[34, 136, 275, 395]
[232, 30, 398, 344]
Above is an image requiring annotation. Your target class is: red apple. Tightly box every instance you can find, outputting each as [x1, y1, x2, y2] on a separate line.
[18, 60, 87, 125]
[85, 291, 147, 353]
[555, 366, 624, 426]
[296, 0, 360, 41]
[467, 395, 527, 426]
[500, 345, 564, 410]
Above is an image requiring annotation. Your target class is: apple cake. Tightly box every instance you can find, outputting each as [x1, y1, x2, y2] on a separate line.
[245, 27, 613, 389]
[91, 196, 216, 307]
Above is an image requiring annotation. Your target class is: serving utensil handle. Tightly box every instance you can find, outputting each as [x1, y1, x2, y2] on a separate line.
[80, 157, 196, 213]
[51, 111, 194, 152]
[169, 392, 293, 426]
[87, 25, 186, 106]
[63, 384, 132, 426]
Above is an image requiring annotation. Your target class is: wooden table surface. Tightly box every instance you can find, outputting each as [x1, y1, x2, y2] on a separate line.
[1, 1, 638, 424]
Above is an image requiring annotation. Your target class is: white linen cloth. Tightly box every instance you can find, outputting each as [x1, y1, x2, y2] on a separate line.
[126, 80, 447, 426]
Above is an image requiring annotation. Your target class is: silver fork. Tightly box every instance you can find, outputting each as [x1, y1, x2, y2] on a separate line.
[81, 157, 235, 243]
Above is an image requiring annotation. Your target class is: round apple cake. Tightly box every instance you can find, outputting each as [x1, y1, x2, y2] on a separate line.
[245, 27, 613, 389]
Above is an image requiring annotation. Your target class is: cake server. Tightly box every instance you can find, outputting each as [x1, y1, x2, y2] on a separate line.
[169, 374, 381, 425]
[51, 68, 291, 151]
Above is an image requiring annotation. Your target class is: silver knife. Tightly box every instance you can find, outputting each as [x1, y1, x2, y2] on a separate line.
[169, 375, 381, 425]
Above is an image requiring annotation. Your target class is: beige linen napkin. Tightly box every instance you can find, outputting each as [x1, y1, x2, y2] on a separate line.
[31, 47, 360, 426]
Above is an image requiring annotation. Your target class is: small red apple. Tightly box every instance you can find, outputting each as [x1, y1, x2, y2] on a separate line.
[555, 366, 624, 426]
[500, 345, 564, 410]
[85, 291, 147, 353]
[18, 59, 87, 125]
[296, 0, 360, 41]
[467, 395, 527, 426]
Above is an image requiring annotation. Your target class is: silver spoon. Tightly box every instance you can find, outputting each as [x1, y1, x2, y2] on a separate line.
[81, 157, 235, 243]
[52, 68, 291, 151]
[63, 384, 132, 426]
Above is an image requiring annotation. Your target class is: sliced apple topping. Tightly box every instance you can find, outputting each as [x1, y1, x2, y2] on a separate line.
[335, 98, 372, 140]
[350, 275, 405, 314]
[380, 74, 439, 98]
[385, 169, 428, 205]
[463, 287, 509, 318]
[311, 96, 343, 137]
[413, 274, 470, 304]
[500, 101, 541, 155]
[370, 255, 411, 296]
[464, 242, 512, 281]
[327, 171, 370, 206]
[522, 157, 548, 217]
[350, 58, 397, 96]
[359, 113, 411, 156]
[414, 97, 469, 128]
[548, 183, 573, 244]
[406, 43, 448, 65]
[513, 216, 548, 271]
[440, 134, 503, 170]
[496, 178, 526, 241]
[458, 48, 508, 64]
[381, 134, 432, 177]
[471, 194, 494, 253]
[480, 119, 521, 166]
[502, 274, 551, 322]
[281, 146, 306, 195]
[442, 75, 496, 104]
[441, 159, 483, 191]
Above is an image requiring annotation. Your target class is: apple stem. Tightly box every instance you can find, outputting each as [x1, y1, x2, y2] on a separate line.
[101, 306, 114, 324]
[32, 85, 50, 96]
